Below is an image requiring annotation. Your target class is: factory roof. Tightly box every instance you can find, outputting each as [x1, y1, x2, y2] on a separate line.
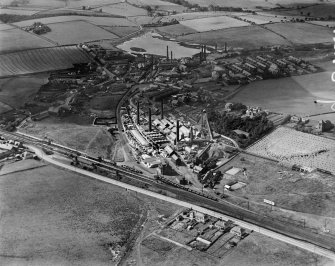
[130, 130, 149, 146]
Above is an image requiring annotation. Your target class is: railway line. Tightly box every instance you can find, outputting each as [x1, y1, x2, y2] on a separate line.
[2, 129, 335, 255]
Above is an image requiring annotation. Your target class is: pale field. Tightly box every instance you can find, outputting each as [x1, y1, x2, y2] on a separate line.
[165, 11, 246, 22]
[177, 25, 290, 49]
[179, 16, 250, 32]
[0, 28, 54, 53]
[236, 13, 293, 24]
[247, 127, 335, 173]
[0, 23, 15, 30]
[95, 2, 148, 17]
[0, 74, 48, 108]
[45, 20, 119, 45]
[0, 46, 91, 77]
[231, 70, 335, 118]
[264, 22, 333, 44]
[13, 15, 136, 27]
[157, 23, 197, 37]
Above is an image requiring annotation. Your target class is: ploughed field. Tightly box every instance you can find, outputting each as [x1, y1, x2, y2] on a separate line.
[247, 127, 335, 173]
[0, 46, 91, 77]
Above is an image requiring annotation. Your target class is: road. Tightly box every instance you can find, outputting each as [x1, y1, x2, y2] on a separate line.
[27, 145, 335, 262]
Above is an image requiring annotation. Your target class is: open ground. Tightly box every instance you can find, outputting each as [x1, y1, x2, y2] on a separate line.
[19, 116, 118, 158]
[0, 159, 180, 265]
[176, 25, 290, 49]
[0, 74, 48, 109]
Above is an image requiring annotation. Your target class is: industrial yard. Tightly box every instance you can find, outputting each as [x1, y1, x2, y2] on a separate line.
[0, 0, 335, 264]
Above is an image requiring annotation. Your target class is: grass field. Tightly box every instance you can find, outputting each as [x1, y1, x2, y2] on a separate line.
[0, 7, 39, 15]
[0, 46, 91, 77]
[177, 25, 290, 49]
[0, 102, 12, 114]
[157, 23, 197, 37]
[13, 15, 136, 27]
[0, 161, 143, 265]
[45, 20, 119, 45]
[20, 116, 117, 158]
[282, 3, 335, 18]
[95, 2, 148, 17]
[230, 70, 335, 118]
[0, 74, 48, 109]
[309, 21, 335, 28]
[102, 26, 140, 38]
[0, 28, 54, 53]
[0, 0, 122, 8]
[265, 22, 333, 44]
[179, 16, 250, 32]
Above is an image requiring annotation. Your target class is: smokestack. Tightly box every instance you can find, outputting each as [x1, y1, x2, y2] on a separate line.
[190, 126, 193, 144]
[176, 120, 180, 142]
[170, 51, 173, 61]
[161, 100, 164, 119]
[201, 45, 204, 62]
[166, 45, 169, 60]
[148, 108, 152, 132]
[137, 101, 140, 125]
[204, 45, 206, 61]
[225, 42, 227, 52]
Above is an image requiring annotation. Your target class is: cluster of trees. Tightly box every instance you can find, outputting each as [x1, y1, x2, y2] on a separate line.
[208, 109, 274, 148]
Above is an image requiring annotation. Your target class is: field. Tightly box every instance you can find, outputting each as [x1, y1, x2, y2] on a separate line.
[236, 13, 293, 24]
[282, 3, 335, 18]
[89, 93, 124, 117]
[0, 102, 12, 114]
[157, 23, 197, 37]
[13, 15, 136, 27]
[128, 0, 186, 11]
[0, 0, 122, 9]
[45, 20, 119, 45]
[0, 7, 39, 15]
[0, 74, 48, 109]
[102, 26, 140, 38]
[177, 25, 290, 49]
[309, 21, 335, 28]
[94, 2, 148, 17]
[20, 116, 117, 158]
[264, 23, 333, 44]
[0, 161, 143, 265]
[0, 46, 91, 77]
[0, 28, 54, 53]
[179, 16, 250, 32]
[230, 70, 335, 118]
[183, 0, 276, 9]
[247, 127, 335, 173]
